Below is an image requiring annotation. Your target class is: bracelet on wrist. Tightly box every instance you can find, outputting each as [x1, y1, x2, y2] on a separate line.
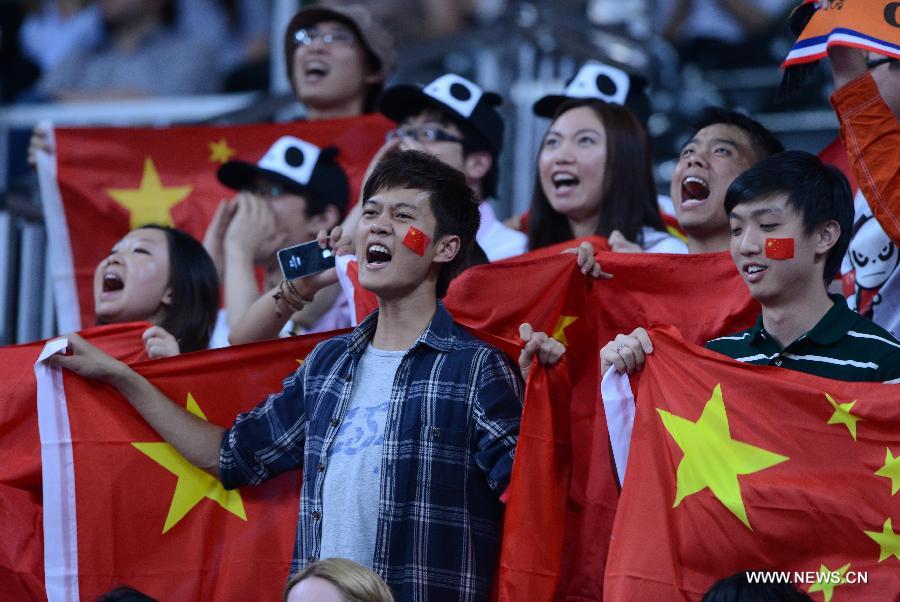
[273, 280, 313, 319]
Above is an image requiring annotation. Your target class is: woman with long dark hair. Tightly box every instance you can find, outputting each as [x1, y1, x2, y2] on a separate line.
[527, 99, 686, 253]
[94, 224, 219, 357]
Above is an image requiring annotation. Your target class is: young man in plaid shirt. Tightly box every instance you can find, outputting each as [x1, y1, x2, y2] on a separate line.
[53, 150, 530, 601]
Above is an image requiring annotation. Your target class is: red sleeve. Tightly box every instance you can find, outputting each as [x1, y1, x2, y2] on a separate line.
[830, 73, 900, 244]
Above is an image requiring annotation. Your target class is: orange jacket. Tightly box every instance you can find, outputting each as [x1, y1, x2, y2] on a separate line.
[831, 73, 900, 244]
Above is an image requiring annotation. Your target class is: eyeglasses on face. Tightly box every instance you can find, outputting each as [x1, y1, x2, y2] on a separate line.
[293, 28, 357, 47]
[386, 126, 465, 145]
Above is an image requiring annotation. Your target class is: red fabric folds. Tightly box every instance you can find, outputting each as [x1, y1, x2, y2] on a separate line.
[605, 326, 900, 600]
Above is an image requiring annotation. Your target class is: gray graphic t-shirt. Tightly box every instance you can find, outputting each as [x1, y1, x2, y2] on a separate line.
[318, 343, 405, 567]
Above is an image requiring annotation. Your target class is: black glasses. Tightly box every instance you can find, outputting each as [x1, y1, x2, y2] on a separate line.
[867, 56, 898, 71]
[386, 126, 465, 145]
[293, 28, 356, 47]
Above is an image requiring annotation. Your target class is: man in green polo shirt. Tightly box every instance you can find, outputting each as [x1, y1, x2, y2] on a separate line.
[601, 150, 900, 383]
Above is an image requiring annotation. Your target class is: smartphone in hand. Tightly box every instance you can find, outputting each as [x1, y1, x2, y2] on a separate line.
[277, 240, 336, 280]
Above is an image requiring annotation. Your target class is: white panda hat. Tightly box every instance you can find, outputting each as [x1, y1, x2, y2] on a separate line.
[378, 73, 505, 154]
[533, 61, 650, 124]
[217, 136, 350, 214]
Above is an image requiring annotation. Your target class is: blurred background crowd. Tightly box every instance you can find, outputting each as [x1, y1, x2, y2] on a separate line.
[0, 0, 844, 345]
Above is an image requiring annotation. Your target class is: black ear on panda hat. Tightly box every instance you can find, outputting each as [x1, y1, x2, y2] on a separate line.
[217, 136, 350, 215]
[378, 73, 505, 154]
[533, 61, 651, 125]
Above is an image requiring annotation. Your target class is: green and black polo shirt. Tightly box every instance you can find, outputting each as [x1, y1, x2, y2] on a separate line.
[706, 295, 900, 383]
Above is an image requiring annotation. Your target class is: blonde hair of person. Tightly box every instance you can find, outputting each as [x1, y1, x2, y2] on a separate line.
[283, 558, 394, 602]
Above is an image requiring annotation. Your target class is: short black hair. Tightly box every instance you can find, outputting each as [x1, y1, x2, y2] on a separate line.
[691, 107, 784, 162]
[96, 585, 159, 602]
[362, 149, 480, 297]
[139, 225, 220, 353]
[723, 150, 853, 284]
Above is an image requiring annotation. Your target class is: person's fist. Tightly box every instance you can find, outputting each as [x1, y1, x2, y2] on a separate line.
[143, 326, 180, 359]
[45, 332, 128, 383]
[28, 126, 53, 168]
[518, 322, 566, 382]
[600, 327, 653, 375]
[225, 193, 288, 262]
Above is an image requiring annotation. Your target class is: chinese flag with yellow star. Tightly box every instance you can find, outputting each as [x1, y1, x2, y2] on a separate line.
[0, 321, 151, 601]
[333, 243, 758, 600]
[604, 325, 900, 600]
[485, 250, 606, 602]
[36, 328, 344, 601]
[39, 115, 392, 331]
[343, 236, 613, 325]
[437, 248, 758, 601]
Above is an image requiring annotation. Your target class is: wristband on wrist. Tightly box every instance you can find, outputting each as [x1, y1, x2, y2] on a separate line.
[272, 280, 313, 319]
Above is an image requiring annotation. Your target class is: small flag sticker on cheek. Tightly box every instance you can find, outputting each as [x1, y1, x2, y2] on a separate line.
[765, 238, 794, 260]
[403, 226, 430, 256]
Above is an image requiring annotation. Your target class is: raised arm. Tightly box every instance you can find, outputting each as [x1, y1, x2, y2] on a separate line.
[48, 333, 224, 476]
[828, 46, 900, 244]
[223, 193, 288, 331]
[229, 227, 352, 344]
[228, 269, 338, 344]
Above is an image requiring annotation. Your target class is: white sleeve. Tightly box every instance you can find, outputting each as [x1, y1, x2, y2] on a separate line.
[600, 367, 636, 486]
[334, 254, 359, 326]
[640, 227, 689, 254]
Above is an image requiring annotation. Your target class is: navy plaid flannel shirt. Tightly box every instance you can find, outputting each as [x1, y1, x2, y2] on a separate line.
[219, 303, 523, 601]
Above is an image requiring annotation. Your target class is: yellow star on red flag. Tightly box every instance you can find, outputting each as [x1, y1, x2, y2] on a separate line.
[552, 315, 578, 347]
[208, 138, 236, 164]
[875, 448, 900, 495]
[824, 393, 863, 440]
[807, 562, 850, 602]
[132, 393, 246, 533]
[658, 384, 789, 529]
[106, 157, 192, 229]
[864, 518, 900, 562]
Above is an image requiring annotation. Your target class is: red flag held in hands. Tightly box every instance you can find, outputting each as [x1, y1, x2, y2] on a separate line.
[0, 322, 150, 601]
[605, 326, 900, 600]
[36, 329, 343, 601]
[443, 248, 757, 601]
[335, 245, 758, 600]
[17, 235, 758, 601]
